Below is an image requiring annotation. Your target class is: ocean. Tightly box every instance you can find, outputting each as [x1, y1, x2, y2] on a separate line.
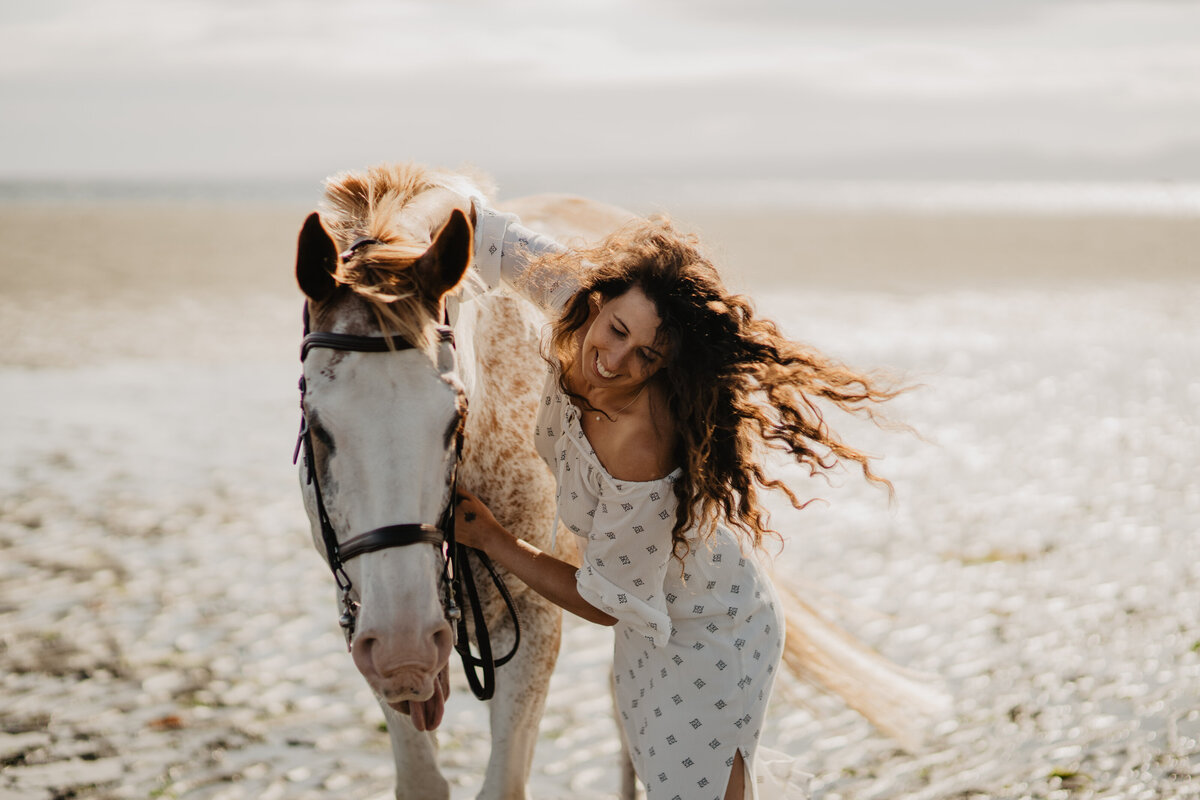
[5, 176, 1200, 216]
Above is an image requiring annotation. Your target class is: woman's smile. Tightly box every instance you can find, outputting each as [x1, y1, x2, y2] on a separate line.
[594, 353, 618, 379]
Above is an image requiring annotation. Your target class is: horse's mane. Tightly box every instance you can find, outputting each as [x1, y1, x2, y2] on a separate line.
[319, 162, 491, 349]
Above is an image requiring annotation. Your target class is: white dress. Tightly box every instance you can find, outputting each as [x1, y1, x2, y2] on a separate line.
[475, 202, 810, 799]
[535, 370, 809, 799]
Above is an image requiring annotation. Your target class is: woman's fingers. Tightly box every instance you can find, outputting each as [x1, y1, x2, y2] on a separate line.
[453, 491, 488, 550]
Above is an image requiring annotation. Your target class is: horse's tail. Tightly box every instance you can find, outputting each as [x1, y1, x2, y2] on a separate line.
[776, 580, 951, 750]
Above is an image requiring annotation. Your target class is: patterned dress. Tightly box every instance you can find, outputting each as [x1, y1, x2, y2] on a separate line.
[535, 368, 808, 799]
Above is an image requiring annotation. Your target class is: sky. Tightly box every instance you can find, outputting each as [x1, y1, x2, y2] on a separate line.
[2, 0, 1199, 197]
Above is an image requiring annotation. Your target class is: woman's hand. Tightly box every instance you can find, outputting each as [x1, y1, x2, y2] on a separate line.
[453, 488, 506, 554]
[453, 488, 617, 627]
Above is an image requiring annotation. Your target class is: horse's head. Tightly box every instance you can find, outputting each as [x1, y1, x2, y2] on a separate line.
[294, 166, 477, 729]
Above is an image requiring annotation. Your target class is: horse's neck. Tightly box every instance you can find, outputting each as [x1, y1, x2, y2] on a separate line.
[455, 290, 545, 433]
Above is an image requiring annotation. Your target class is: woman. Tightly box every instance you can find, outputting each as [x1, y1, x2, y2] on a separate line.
[454, 203, 901, 799]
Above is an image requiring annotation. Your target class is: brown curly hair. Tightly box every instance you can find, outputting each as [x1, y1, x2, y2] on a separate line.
[535, 217, 906, 559]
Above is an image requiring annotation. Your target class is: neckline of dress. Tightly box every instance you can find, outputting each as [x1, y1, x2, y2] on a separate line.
[560, 396, 682, 486]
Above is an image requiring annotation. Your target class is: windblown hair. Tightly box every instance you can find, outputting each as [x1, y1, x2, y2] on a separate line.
[319, 162, 486, 348]
[539, 218, 906, 559]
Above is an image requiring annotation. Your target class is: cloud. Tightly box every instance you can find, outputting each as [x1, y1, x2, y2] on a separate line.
[2, 0, 1199, 179]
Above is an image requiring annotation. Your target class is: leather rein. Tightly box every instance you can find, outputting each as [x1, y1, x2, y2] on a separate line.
[294, 267, 521, 702]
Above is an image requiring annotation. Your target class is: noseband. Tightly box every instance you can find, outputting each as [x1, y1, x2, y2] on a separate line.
[294, 296, 520, 701]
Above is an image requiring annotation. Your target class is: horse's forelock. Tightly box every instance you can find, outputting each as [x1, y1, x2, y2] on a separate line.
[318, 162, 489, 350]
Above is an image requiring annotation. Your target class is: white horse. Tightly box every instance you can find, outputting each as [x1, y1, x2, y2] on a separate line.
[293, 163, 633, 799]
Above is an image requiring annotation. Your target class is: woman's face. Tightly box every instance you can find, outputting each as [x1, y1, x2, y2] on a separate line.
[578, 285, 668, 392]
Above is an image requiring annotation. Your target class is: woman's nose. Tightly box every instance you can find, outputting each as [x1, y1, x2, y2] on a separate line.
[611, 343, 634, 366]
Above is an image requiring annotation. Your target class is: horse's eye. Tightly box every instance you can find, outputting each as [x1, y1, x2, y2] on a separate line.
[311, 422, 336, 451]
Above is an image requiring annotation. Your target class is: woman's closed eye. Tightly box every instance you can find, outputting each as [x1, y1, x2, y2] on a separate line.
[612, 327, 658, 364]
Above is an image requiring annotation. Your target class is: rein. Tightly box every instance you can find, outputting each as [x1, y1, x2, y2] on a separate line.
[294, 300, 521, 702]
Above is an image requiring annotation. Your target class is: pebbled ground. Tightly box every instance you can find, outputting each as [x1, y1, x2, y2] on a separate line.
[1, 204, 1197, 799]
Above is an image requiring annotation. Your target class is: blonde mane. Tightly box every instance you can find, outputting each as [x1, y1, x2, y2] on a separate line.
[319, 162, 489, 348]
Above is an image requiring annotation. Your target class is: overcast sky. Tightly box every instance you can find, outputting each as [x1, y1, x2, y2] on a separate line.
[2, 0, 1198, 190]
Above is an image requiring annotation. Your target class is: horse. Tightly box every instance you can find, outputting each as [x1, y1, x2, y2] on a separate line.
[293, 162, 634, 799]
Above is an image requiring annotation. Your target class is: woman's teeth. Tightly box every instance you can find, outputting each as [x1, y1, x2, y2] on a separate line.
[595, 355, 617, 379]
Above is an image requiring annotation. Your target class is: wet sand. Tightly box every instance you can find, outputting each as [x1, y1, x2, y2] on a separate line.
[1, 201, 1198, 798]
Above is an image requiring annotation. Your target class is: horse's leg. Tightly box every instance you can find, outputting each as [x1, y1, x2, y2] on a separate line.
[476, 593, 562, 800]
[381, 702, 450, 800]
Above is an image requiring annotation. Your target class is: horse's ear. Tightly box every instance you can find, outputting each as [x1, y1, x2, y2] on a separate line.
[414, 208, 473, 300]
[296, 212, 339, 301]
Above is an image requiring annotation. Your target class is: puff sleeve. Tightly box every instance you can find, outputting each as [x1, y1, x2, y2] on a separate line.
[472, 200, 578, 314]
[575, 478, 676, 648]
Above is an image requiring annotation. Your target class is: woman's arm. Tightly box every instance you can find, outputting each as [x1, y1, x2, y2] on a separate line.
[472, 201, 579, 313]
[454, 489, 617, 627]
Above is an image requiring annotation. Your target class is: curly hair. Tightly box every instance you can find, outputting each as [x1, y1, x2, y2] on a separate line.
[535, 217, 906, 560]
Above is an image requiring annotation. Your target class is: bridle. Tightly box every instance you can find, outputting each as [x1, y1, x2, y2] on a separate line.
[293, 238, 520, 701]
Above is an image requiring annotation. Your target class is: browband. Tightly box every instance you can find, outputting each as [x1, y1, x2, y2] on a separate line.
[301, 326, 455, 361]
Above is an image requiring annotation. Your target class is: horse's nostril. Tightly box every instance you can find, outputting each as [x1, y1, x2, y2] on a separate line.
[351, 633, 379, 677]
[431, 624, 453, 657]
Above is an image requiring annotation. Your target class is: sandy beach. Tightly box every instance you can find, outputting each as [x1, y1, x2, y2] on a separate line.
[1, 198, 1198, 799]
